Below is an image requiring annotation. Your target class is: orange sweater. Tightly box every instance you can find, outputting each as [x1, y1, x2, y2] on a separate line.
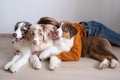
[57, 23, 87, 61]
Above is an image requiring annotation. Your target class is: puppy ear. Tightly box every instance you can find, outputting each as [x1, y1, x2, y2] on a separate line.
[69, 24, 78, 38]
[26, 22, 32, 27]
[61, 21, 78, 38]
[25, 29, 33, 41]
[25, 22, 32, 29]
[14, 22, 21, 31]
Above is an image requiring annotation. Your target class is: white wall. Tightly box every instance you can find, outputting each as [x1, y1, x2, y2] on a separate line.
[0, 0, 120, 33]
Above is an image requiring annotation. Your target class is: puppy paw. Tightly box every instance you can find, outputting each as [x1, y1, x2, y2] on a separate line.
[39, 52, 51, 60]
[9, 64, 20, 73]
[32, 60, 42, 70]
[110, 59, 119, 69]
[99, 58, 109, 70]
[30, 55, 41, 70]
[49, 56, 61, 70]
[4, 62, 12, 70]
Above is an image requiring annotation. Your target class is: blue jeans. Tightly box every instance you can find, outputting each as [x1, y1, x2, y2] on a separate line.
[82, 21, 120, 47]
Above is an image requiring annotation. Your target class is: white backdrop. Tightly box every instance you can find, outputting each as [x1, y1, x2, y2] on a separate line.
[0, 0, 120, 33]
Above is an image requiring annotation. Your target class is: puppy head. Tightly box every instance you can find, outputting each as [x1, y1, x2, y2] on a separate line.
[13, 21, 32, 42]
[56, 21, 78, 39]
[26, 24, 45, 45]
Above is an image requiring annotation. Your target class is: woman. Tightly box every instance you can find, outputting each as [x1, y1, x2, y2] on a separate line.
[37, 17, 120, 61]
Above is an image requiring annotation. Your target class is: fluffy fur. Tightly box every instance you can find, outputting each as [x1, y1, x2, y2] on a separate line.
[4, 21, 32, 73]
[26, 24, 54, 69]
[39, 22, 78, 70]
[40, 21, 119, 70]
[81, 36, 119, 69]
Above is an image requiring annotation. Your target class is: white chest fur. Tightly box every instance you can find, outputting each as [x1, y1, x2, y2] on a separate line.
[13, 39, 30, 52]
[54, 37, 74, 51]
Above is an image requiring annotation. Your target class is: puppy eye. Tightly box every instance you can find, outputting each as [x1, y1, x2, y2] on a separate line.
[53, 26, 57, 30]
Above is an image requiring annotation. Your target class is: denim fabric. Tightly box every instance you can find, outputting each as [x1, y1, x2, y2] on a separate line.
[83, 21, 120, 46]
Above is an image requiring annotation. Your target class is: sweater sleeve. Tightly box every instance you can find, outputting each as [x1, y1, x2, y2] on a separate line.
[56, 32, 82, 61]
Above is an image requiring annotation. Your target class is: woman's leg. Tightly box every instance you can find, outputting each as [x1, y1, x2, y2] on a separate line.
[85, 21, 120, 46]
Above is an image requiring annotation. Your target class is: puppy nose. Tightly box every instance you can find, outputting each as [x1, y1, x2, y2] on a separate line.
[33, 40, 37, 45]
[13, 33, 17, 37]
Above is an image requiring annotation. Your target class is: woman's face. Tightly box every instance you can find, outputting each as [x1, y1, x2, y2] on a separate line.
[44, 24, 58, 40]
[44, 24, 57, 31]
